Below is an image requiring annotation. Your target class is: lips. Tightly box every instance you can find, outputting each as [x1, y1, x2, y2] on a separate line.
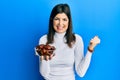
[56, 26, 64, 30]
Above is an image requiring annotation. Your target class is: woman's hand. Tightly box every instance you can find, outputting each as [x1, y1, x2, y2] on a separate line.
[36, 44, 56, 61]
[88, 36, 101, 52]
[40, 53, 55, 61]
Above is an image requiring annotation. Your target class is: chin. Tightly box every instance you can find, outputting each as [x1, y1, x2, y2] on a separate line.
[56, 31, 65, 33]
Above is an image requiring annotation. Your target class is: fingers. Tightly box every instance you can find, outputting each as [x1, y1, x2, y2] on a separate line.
[40, 53, 55, 61]
[89, 35, 101, 50]
[40, 55, 49, 61]
[94, 36, 100, 44]
[45, 56, 49, 61]
[49, 53, 55, 60]
[40, 56, 44, 61]
[90, 35, 101, 44]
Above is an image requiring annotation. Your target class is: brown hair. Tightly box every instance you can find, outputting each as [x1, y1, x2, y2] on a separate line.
[47, 3, 76, 48]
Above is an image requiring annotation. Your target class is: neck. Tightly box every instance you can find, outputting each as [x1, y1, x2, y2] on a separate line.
[54, 32, 66, 38]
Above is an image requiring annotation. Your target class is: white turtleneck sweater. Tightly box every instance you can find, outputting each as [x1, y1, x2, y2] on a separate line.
[35, 32, 92, 80]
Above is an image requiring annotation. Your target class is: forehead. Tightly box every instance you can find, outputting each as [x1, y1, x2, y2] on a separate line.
[55, 13, 68, 18]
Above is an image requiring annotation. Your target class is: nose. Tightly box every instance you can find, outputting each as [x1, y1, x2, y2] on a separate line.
[59, 19, 63, 26]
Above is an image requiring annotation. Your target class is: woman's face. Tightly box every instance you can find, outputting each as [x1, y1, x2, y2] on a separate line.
[53, 13, 69, 33]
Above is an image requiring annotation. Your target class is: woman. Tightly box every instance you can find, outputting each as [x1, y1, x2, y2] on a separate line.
[35, 3, 100, 80]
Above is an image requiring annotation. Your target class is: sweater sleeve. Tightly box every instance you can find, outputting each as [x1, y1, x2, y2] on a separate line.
[74, 34, 92, 77]
[35, 35, 50, 79]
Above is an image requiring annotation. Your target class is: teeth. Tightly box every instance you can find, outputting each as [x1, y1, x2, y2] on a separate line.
[57, 26, 63, 30]
[58, 27, 62, 30]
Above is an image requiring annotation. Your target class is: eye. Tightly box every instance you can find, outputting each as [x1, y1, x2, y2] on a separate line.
[63, 18, 68, 21]
[54, 17, 59, 20]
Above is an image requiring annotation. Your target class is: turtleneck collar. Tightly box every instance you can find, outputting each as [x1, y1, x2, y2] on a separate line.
[54, 32, 66, 38]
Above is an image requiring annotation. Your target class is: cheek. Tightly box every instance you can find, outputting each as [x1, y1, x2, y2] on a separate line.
[53, 21, 55, 26]
[65, 26, 68, 31]
[53, 22, 57, 30]
[65, 22, 69, 28]
[53, 20, 58, 25]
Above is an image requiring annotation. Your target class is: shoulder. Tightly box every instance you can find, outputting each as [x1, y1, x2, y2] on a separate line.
[39, 34, 47, 44]
[40, 34, 47, 40]
[74, 34, 83, 45]
[75, 34, 83, 41]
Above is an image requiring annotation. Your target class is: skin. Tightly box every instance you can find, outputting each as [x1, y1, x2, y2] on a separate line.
[53, 13, 69, 33]
[40, 13, 100, 61]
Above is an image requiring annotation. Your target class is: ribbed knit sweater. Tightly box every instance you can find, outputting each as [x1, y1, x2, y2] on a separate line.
[35, 32, 92, 80]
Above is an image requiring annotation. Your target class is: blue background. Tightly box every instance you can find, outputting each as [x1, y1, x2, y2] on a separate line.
[0, 0, 120, 80]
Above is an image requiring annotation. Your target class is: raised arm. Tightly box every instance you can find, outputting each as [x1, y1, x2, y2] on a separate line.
[74, 35, 100, 77]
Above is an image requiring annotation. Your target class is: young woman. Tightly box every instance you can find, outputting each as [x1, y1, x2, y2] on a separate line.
[35, 3, 100, 80]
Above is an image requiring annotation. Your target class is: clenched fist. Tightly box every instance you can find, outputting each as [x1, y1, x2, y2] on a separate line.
[88, 36, 101, 52]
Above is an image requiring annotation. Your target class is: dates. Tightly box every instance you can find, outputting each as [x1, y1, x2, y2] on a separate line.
[36, 44, 55, 56]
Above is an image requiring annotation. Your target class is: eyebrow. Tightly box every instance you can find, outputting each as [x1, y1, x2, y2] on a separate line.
[54, 17, 68, 19]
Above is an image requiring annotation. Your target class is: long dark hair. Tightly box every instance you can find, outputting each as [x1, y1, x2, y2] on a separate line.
[47, 3, 76, 48]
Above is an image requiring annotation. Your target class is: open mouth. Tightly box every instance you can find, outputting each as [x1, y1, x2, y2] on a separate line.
[57, 26, 64, 30]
